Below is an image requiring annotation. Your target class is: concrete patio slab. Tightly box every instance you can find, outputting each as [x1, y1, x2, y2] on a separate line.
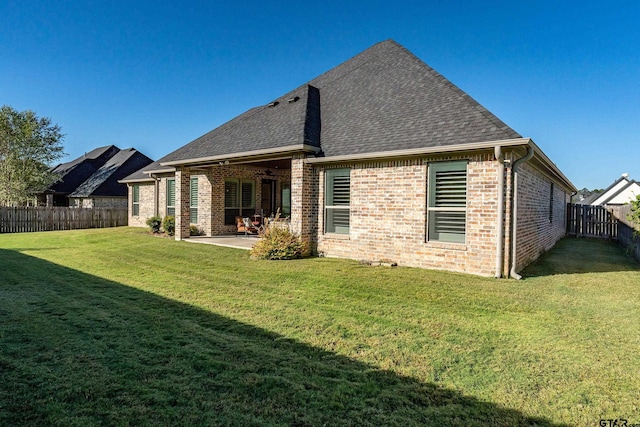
[184, 235, 259, 250]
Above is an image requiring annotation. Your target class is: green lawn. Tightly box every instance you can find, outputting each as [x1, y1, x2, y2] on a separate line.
[1, 228, 639, 426]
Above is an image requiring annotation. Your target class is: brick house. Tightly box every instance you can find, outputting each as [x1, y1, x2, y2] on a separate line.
[121, 40, 575, 278]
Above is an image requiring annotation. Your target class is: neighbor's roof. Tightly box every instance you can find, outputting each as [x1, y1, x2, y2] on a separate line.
[48, 145, 120, 194]
[51, 145, 118, 175]
[158, 39, 520, 166]
[69, 148, 153, 197]
[591, 175, 640, 205]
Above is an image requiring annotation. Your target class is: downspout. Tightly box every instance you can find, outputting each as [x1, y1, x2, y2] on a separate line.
[494, 146, 505, 278]
[509, 146, 534, 279]
[152, 174, 159, 217]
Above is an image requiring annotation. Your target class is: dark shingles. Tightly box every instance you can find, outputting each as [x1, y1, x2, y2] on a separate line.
[70, 149, 153, 197]
[307, 40, 520, 157]
[159, 40, 521, 163]
[48, 145, 121, 194]
[158, 85, 314, 163]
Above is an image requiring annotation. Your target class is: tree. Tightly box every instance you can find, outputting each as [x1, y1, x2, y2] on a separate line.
[0, 105, 65, 206]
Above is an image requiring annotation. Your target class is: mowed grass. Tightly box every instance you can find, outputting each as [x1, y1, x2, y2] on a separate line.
[1, 228, 639, 426]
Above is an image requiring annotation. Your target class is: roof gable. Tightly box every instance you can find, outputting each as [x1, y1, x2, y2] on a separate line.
[591, 176, 631, 205]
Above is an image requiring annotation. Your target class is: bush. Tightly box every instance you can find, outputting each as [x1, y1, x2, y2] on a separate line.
[163, 216, 175, 236]
[145, 216, 162, 233]
[190, 224, 202, 236]
[250, 226, 308, 260]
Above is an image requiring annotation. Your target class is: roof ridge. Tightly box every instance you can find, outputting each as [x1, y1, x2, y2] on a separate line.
[302, 39, 519, 138]
[388, 42, 520, 137]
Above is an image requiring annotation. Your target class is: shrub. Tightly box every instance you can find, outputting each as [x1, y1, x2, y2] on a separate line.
[163, 216, 175, 236]
[190, 224, 202, 236]
[145, 216, 162, 233]
[250, 226, 308, 260]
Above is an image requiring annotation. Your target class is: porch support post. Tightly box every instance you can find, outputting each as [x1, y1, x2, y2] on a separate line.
[290, 154, 318, 254]
[175, 166, 191, 240]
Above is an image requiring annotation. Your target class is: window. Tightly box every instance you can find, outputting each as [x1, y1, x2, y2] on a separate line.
[132, 185, 140, 216]
[280, 182, 291, 217]
[427, 161, 467, 243]
[166, 179, 175, 217]
[224, 179, 255, 225]
[190, 177, 198, 224]
[325, 168, 350, 234]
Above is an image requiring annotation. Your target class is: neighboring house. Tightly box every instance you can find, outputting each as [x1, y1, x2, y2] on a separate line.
[43, 145, 153, 208]
[122, 40, 575, 278]
[588, 174, 639, 206]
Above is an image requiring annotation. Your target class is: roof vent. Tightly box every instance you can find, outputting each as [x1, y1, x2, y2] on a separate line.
[288, 96, 300, 103]
[267, 101, 279, 108]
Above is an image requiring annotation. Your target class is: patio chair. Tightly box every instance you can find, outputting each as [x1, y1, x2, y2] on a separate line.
[236, 216, 258, 237]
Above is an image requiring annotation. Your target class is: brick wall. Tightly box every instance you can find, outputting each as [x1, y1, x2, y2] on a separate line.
[316, 153, 501, 276]
[126, 152, 569, 276]
[513, 162, 570, 272]
[127, 182, 155, 227]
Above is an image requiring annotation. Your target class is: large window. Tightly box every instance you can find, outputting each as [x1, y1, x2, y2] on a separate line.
[190, 177, 198, 224]
[224, 179, 255, 225]
[280, 182, 291, 217]
[427, 161, 467, 243]
[132, 185, 140, 216]
[325, 168, 350, 234]
[166, 179, 175, 217]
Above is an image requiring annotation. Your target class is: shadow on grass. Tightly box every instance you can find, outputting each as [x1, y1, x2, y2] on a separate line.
[522, 237, 640, 278]
[0, 249, 566, 426]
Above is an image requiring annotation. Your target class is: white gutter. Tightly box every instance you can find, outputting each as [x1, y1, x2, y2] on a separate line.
[510, 146, 535, 280]
[143, 168, 175, 175]
[159, 144, 321, 167]
[494, 146, 505, 278]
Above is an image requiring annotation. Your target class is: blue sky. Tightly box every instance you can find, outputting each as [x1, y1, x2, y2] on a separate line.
[1, 1, 638, 190]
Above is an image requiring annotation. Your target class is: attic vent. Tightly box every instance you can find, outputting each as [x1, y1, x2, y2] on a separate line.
[288, 96, 300, 103]
[267, 101, 279, 108]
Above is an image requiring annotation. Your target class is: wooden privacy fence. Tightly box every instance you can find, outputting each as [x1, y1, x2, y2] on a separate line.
[566, 204, 618, 239]
[0, 207, 128, 233]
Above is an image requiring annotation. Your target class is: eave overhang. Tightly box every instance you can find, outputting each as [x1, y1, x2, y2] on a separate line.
[159, 144, 321, 168]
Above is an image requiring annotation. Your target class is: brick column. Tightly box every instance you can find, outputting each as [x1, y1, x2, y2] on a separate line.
[290, 154, 318, 254]
[175, 166, 191, 240]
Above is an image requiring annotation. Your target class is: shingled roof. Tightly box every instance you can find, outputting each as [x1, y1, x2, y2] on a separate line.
[49, 145, 120, 194]
[70, 148, 153, 198]
[158, 40, 520, 166]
